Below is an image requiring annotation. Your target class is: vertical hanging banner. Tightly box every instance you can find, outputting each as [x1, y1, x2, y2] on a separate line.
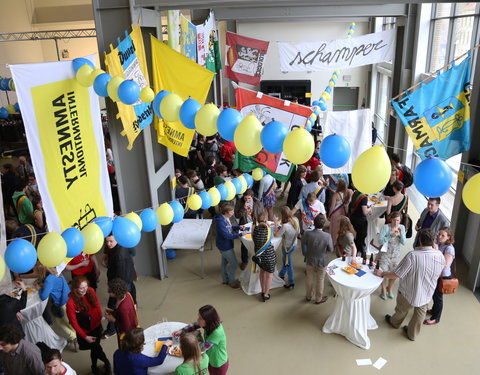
[225, 32, 269, 86]
[167, 10, 181, 52]
[180, 14, 197, 62]
[196, 11, 222, 72]
[234, 87, 312, 182]
[10, 57, 113, 233]
[151, 35, 214, 156]
[391, 56, 471, 160]
[104, 25, 152, 150]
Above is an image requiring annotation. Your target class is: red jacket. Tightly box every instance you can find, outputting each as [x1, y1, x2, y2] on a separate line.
[303, 157, 322, 181]
[220, 141, 236, 163]
[114, 292, 138, 334]
[66, 287, 102, 338]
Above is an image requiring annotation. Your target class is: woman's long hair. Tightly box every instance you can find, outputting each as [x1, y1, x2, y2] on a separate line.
[70, 276, 97, 312]
[198, 305, 221, 336]
[337, 215, 356, 238]
[180, 333, 202, 373]
[280, 206, 297, 229]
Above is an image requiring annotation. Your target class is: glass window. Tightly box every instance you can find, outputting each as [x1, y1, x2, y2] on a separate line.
[455, 2, 477, 16]
[452, 16, 474, 58]
[435, 3, 452, 17]
[430, 19, 450, 71]
[374, 73, 391, 142]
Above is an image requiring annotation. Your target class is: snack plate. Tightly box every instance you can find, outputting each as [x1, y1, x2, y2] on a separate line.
[168, 345, 182, 357]
[342, 266, 359, 275]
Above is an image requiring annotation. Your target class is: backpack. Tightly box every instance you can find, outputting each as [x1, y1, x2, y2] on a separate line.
[400, 165, 414, 187]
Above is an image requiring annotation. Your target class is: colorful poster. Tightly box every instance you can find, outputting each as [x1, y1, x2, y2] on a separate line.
[10, 57, 113, 233]
[151, 35, 214, 156]
[391, 56, 471, 160]
[104, 25, 152, 150]
[225, 32, 269, 86]
[234, 87, 313, 182]
[277, 29, 395, 71]
[196, 11, 222, 72]
[180, 15, 197, 62]
[167, 10, 181, 52]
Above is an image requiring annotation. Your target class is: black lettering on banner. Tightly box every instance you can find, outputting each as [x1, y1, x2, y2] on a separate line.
[404, 106, 418, 118]
[395, 98, 408, 109]
[280, 158, 291, 167]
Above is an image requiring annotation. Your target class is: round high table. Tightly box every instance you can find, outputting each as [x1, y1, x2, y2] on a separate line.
[239, 223, 284, 295]
[143, 321, 187, 375]
[322, 258, 383, 350]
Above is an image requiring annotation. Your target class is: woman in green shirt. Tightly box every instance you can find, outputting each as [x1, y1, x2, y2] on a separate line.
[175, 333, 209, 375]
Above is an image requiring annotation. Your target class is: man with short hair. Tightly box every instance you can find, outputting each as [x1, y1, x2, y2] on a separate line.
[12, 180, 35, 225]
[375, 229, 445, 341]
[414, 197, 450, 246]
[0, 324, 44, 375]
[300, 170, 325, 204]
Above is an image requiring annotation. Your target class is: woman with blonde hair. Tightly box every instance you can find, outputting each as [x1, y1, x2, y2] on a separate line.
[175, 333, 209, 375]
[274, 206, 300, 289]
[328, 178, 352, 245]
[336, 216, 357, 259]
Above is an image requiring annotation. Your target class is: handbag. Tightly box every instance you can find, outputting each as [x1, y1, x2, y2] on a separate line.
[252, 255, 262, 265]
[76, 309, 92, 331]
[437, 259, 458, 294]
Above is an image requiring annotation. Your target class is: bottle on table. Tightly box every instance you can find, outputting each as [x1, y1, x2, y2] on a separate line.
[369, 253, 374, 268]
[341, 252, 346, 262]
[362, 253, 367, 265]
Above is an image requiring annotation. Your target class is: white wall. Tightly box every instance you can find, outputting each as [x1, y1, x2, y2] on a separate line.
[236, 20, 370, 109]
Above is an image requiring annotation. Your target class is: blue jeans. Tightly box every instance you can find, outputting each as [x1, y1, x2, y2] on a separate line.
[220, 249, 238, 284]
[279, 246, 296, 284]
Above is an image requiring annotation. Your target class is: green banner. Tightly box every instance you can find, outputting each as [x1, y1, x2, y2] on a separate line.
[234, 152, 294, 183]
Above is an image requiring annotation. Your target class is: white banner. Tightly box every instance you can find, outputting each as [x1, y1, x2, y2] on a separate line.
[277, 29, 395, 71]
[322, 109, 372, 174]
[10, 56, 113, 234]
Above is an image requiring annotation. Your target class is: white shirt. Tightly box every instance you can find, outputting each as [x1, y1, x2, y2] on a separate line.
[294, 199, 326, 231]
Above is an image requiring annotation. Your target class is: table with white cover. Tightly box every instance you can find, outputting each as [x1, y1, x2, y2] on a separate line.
[161, 219, 212, 278]
[239, 223, 285, 295]
[366, 195, 387, 255]
[143, 321, 187, 375]
[322, 258, 383, 350]
[19, 283, 67, 351]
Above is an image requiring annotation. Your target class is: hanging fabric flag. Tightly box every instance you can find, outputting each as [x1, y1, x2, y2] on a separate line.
[151, 35, 214, 156]
[180, 14, 197, 62]
[104, 25, 152, 150]
[167, 10, 181, 52]
[233, 87, 312, 182]
[391, 55, 471, 160]
[196, 11, 222, 72]
[225, 32, 269, 86]
[10, 56, 113, 233]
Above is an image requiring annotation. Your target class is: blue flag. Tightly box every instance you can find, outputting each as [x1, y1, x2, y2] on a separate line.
[391, 55, 471, 160]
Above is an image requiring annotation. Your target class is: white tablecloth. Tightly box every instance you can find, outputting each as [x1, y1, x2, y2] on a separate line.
[143, 322, 187, 375]
[366, 196, 387, 255]
[322, 258, 383, 349]
[239, 223, 285, 295]
[20, 289, 67, 351]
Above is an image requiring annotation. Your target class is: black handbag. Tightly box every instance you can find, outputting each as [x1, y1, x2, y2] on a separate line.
[252, 255, 262, 265]
[404, 214, 413, 238]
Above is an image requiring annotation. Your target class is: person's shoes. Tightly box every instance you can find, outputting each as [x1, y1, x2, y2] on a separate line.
[402, 326, 414, 341]
[103, 360, 112, 375]
[423, 319, 438, 325]
[387, 293, 395, 299]
[385, 314, 396, 328]
[67, 339, 78, 352]
[229, 280, 241, 289]
[279, 192, 285, 198]
[315, 296, 328, 304]
[101, 330, 116, 340]
[379, 294, 387, 300]
[305, 297, 311, 302]
[239, 263, 247, 271]
[284, 283, 295, 289]
[91, 364, 99, 375]
[264, 294, 271, 301]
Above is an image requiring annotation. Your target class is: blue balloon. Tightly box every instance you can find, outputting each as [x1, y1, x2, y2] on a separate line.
[153, 90, 171, 118]
[92, 216, 113, 237]
[306, 122, 313, 132]
[118, 80, 140, 105]
[62, 227, 84, 258]
[13, 103, 20, 112]
[169, 200, 184, 223]
[0, 108, 8, 119]
[72, 57, 94, 72]
[179, 98, 201, 129]
[312, 100, 321, 107]
[112, 217, 141, 248]
[313, 108, 320, 116]
[320, 134, 351, 168]
[260, 120, 288, 154]
[217, 108, 243, 142]
[319, 102, 327, 111]
[414, 158, 452, 197]
[243, 173, 254, 188]
[5, 239, 37, 274]
[217, 184, 228, 201]
[231, 178, 243, 194]
[325, 86, 332, 94]
[329, 79, 336, 84]
[166, 249, 177, 260]
[93, 73, 112, 97]
[140, 208, 158, 232]
[199, 191, 212, 209]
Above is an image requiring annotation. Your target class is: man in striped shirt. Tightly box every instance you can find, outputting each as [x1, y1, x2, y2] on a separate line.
[374, 229, 445, 341]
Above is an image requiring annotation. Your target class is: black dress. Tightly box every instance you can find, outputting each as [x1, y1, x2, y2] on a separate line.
[252, 225, 276, 273]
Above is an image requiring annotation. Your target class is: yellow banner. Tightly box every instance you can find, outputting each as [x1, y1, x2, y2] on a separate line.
[151, 35, 214, 156]
[30, 79, 108, 230]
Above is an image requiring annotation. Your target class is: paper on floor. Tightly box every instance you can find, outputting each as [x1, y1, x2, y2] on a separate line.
[356, 359, 372, 366]
[373, 357, 387, 370]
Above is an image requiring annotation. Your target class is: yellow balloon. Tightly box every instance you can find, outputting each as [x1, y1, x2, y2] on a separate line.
[107, 76, 124, 102]
[0, 256, 6, 280]
[37, 232, 67, 267]
[234, 114, 262, 156]
[6, 104, 15, 114]
[310, 113, 317, 121]
[252, 167, 264, 181]
[328, 81, 335, 87]
[90, 69, 105, 86]
[156, 203, 174, 225]
[195, 104, 220, 136]
[125, 212, 142, 231]
[352, 145, 391, 194]
[76, 64, 94, 87]
[208, 187, 221, 206]
[321, 92, 331, 100]
[160, 93, 183, 122]
[238, 175, 248, 194]
[140, 87, 155, 103]
[224, 181, 236, 201]
[187, 194, 202, 211]
[462, 173, 480, 214]
[283, 128, 315, 165]
[81, 223, 104, 254]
